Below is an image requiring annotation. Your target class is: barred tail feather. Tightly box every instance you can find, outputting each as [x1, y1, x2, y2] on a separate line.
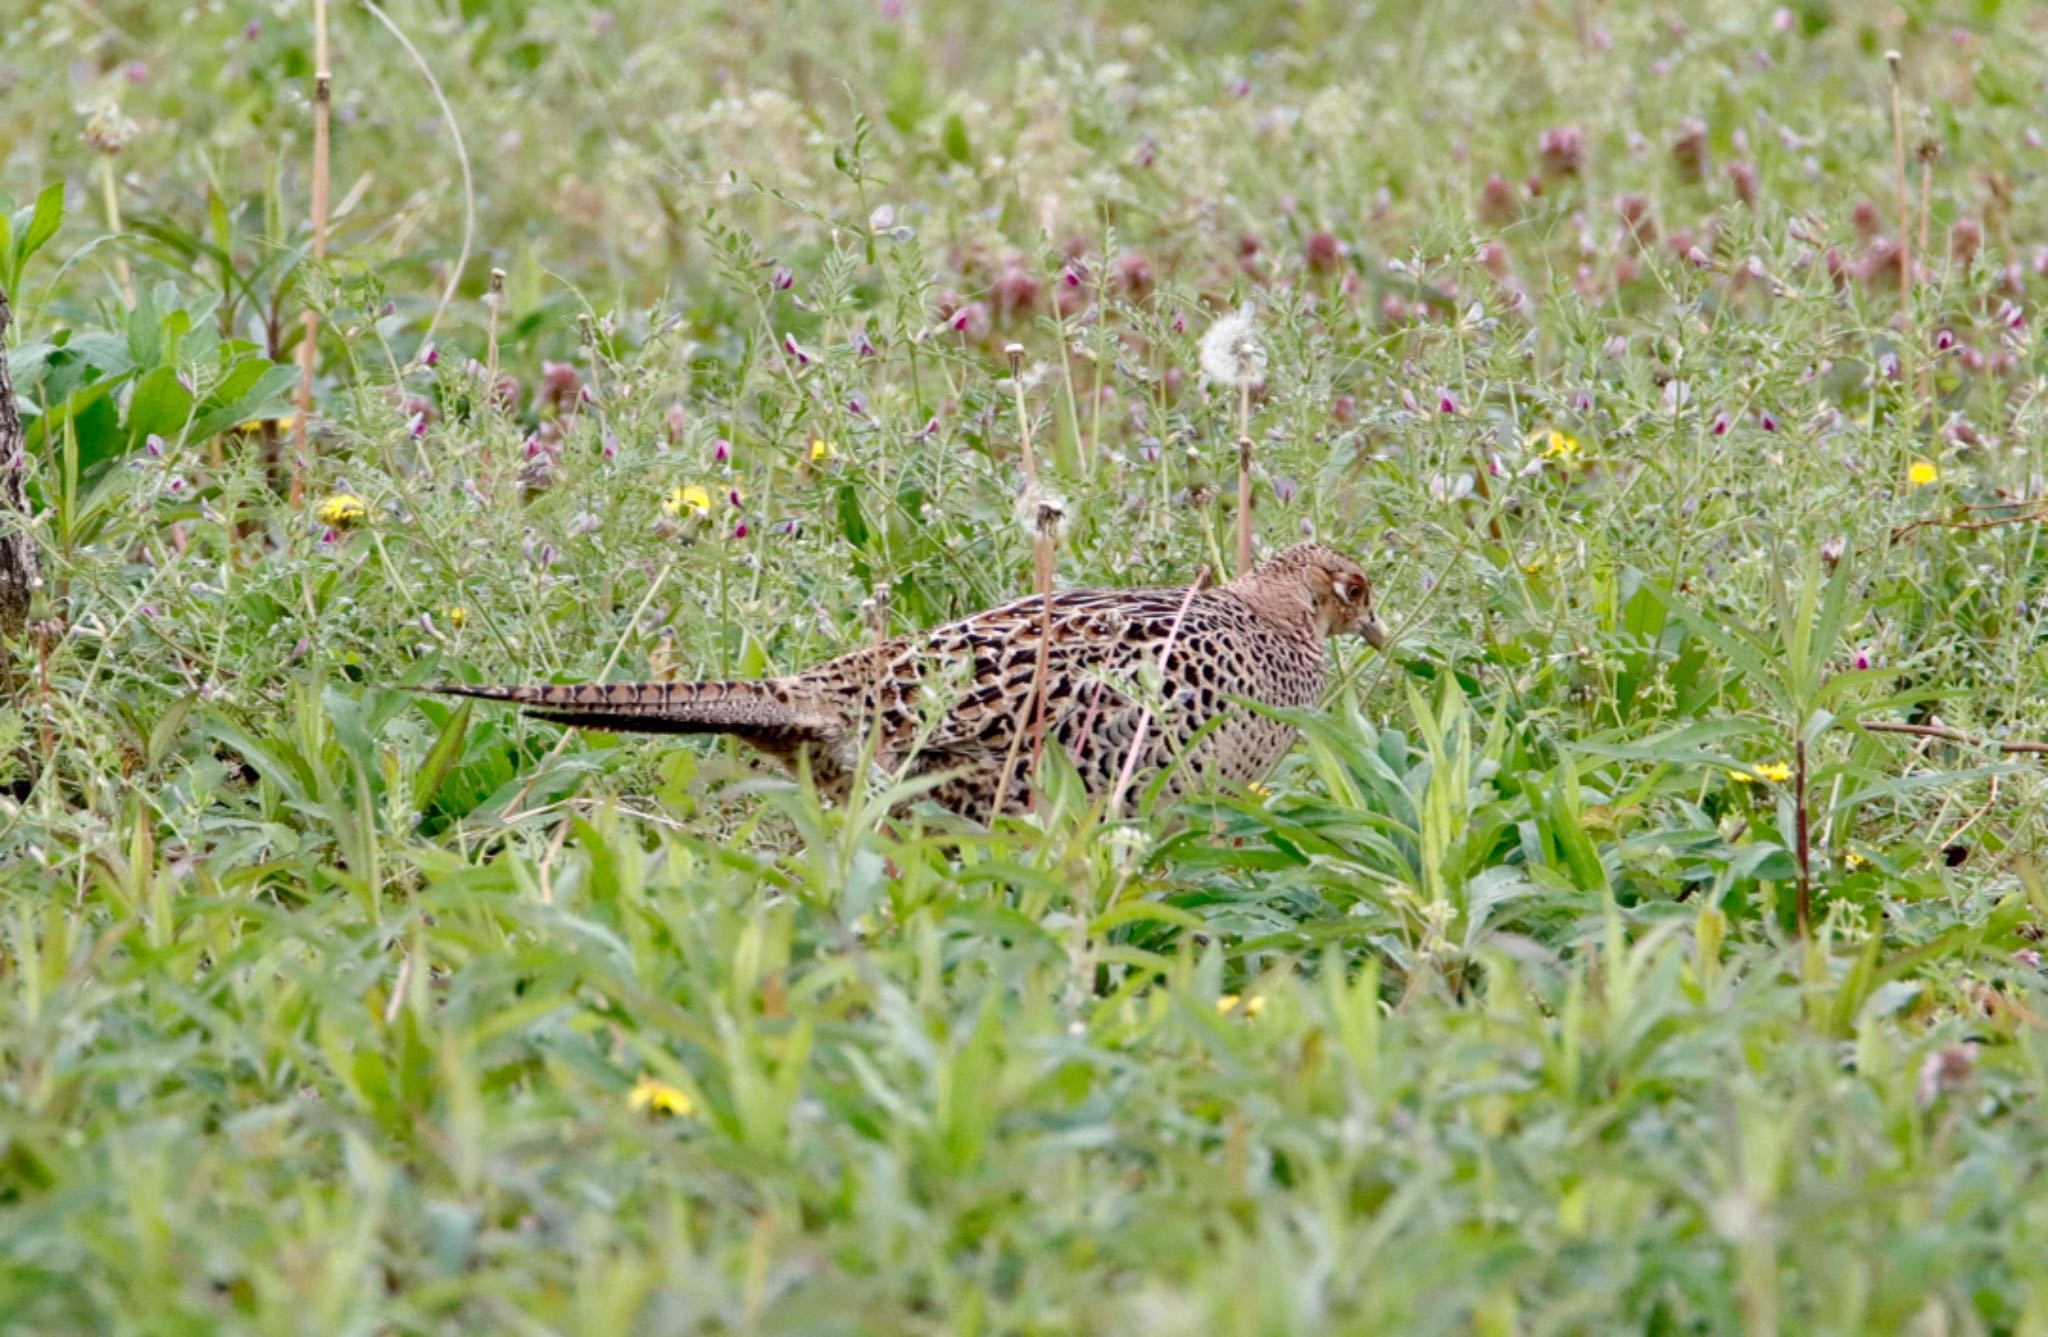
[433, 680, 819, 738]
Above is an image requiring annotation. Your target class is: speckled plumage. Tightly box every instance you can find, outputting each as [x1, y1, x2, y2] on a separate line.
[440, 543, 1387, 821]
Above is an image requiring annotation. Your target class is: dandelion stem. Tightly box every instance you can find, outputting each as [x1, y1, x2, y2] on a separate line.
[292, 0, 331, 509]
[1235, 384, 1253, 577]
[1007, 344, 1038, 485]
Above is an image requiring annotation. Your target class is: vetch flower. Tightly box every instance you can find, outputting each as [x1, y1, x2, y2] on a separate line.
[628, 1074, 694, 1117]
[1916, 1044, 1976, 1111]
[316, 493, 369, 528]
[1198, 304, 1267, 387]
[1908, 459, 1941, 487]
[663, 484, 713, 517]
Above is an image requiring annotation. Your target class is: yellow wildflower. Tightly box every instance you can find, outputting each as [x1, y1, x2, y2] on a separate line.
[443, 606, 467, 630]
[1908, 459, 1940, 487]
[1245, 780, 1272, 799]
[1843, 850, 1869, 870]
[662, 484, 713, 517]
[808, 437, 838, 464]
[1728, 760, 1794, 785]
[1217, 993, 1267, 1019]
[1534, 428, 1581, 461]
[315, 493, 368, 528]
[628, 1074, 694, 1117]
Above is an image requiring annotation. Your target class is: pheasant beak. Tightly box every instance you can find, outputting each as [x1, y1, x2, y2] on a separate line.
[1361, 610, 1390, 651]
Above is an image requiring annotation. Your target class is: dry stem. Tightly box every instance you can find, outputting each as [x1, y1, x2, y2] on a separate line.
[1860, 720, 2048, 756]
[292, 0, 331, 508]
[1107, 567, 1210, 818]
[1234, 386, 1253, 576]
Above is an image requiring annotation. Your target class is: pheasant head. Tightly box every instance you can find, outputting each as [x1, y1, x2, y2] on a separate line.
[1225, 542, 1389, 647]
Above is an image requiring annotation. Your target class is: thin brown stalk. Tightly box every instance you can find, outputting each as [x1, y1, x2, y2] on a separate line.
[1794, 735, 1812, 938]
[293, 0, 331, 508]
[1107, 567, 1210, 818]
[1234, 386, 1253, 577]
[1938, 772, 2000, 853]
[1917, 149, 1935, 405]
[1891, 504, 2048, 542]
[1886, 51, 1911, 317]
[485, 267, 506, 389]
[994, 501, 1064, 811]
[1860, 719, 2048, 756]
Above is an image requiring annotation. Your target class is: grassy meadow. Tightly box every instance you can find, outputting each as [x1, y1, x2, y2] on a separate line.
[7, 0, 2048, 1330]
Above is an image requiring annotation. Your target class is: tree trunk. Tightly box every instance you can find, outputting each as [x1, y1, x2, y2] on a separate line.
[0, 286, 43, 646]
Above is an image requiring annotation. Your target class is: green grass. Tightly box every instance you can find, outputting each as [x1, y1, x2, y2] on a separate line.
[6, 0, 2048, 1330]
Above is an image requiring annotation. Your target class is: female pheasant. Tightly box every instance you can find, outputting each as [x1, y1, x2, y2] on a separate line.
[440, 542, 1387, 821]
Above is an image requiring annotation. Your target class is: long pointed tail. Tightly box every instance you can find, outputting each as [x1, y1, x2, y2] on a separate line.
[432, 680, 823, 739]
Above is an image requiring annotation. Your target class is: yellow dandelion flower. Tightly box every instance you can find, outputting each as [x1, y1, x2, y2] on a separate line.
[1534, 428, 1581, 461]
[315, 493, 368, 528]
[1728, 760, 1794, 785]
[1908, 459, 1940, 487]
[1217, 993, 1267, 1018]
[662, 484, 713, 517]
[808, 437, 838, 464]
[628, 1074, 694, 1117]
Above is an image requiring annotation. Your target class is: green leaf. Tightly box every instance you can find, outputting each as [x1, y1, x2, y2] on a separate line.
[413, 701, 473, 810]
[942, 112, 972, 164]
[12, 182, 63, 273]
[125, 365, 195, 445]
[834, 482, 870, 549]
[188, 361, 299, 440]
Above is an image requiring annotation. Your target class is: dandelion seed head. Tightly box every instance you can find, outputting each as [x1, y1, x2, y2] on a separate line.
[1198, 303, 1267, 388]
